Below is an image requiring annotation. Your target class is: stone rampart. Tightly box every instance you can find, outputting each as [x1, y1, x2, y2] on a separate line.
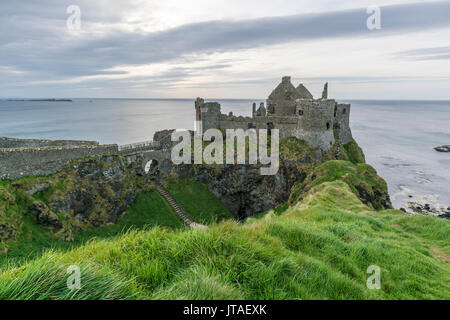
[0, 136, 98, 148]
[0, 144, 118, 179]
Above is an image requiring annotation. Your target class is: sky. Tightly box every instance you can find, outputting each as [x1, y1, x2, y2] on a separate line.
[1, 0, 450, 99]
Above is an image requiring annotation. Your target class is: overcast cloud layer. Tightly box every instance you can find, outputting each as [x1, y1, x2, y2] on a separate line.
[1, 0, 450, 99]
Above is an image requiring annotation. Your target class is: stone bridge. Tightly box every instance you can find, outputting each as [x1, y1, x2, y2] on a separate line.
[118, 140, 160, 154]
[123, 148, 172, 175]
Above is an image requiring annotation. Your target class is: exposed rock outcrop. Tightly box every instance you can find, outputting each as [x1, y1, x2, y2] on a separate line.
[26, 182, 50, 196]
[1, 132, 393, 244]
[137, 132, 386, 218]
[0, 224, 15, 241]
[169, 162, 305, 219]
[9, 155, 141, 235]
[400, 202, 450, 218]
[434, 145, 450, 152]
[30, 201, 63, 231]
[46, 155, 138, 226]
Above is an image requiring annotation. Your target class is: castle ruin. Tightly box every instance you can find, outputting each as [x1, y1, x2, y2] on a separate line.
[195, 76, 353, 151]
[0, 77, 353, 180]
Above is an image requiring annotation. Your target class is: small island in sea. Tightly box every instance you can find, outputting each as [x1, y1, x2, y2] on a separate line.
[4, 98, 72, 102]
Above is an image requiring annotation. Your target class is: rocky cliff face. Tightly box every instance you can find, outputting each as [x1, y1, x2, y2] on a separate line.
[2, 155, 144, 241]
[170, 162, 306, 219]
[0, 136, 392, 243]
[146, 136, 391, 219]
[48, 156, 137, 226]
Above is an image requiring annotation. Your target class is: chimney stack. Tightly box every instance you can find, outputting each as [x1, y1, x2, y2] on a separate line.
[321, 82, 328, 99]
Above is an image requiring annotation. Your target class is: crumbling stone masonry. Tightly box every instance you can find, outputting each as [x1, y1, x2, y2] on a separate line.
[195, 76, 353, 151]
[0, 139, 118, 179]
[0, 137, 98, 148]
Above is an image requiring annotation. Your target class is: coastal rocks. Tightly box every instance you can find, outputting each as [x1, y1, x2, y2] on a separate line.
[434, 145, 450, 152]
[398, 192, 449, 218]
[400, 202, 450, 218]
[29, 201, 63, 231]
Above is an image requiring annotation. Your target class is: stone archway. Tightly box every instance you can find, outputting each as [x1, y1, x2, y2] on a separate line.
[139, 149, 171, 176]
[124, 149, 171, 176]
[144, 159, 159, 175]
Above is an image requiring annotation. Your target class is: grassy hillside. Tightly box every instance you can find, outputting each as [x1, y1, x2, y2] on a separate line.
[0, 179, 448, 300]
[0, 139, 448, 299]
[164, 178, 231, 224]
[0, 178, 230, 268]
[290, 160, 391, 210]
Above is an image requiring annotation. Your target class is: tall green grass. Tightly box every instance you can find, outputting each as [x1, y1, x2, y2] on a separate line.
[1, 180, 448, 300]
[164, 178, 232, 224]
[0, 189, 183, 269]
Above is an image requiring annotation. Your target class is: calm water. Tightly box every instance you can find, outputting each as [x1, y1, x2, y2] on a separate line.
[1, 98, 449, 209]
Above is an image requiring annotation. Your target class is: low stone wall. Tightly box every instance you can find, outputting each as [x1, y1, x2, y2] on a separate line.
[0, 137, 99, 148]
[0, 144, 118, 179]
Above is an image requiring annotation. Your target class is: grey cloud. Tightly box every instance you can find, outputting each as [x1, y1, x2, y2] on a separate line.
[396, 46, 450, 60]
[181, 75, 450, 89]
[1, 1, 450, 90]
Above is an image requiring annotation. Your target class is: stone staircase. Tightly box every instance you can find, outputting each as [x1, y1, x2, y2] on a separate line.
[152, 179, 207, 229]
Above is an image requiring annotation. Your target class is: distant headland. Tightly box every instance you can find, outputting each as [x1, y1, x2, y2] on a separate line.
[3, 99, 72, 102]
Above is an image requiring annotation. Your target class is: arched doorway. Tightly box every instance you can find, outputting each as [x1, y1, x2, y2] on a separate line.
[144, 159, 159, 175]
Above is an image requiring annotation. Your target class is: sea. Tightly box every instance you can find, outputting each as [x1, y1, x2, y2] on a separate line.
[1, 98, 449, 210]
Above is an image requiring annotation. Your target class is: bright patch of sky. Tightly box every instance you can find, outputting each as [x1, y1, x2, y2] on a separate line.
[1, 0, 450, 99]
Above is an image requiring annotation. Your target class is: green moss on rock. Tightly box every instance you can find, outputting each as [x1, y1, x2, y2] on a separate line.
[290, 160, 391, 210]
[343, 141, 366, 164]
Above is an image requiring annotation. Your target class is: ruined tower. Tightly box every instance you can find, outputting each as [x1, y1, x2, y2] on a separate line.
[266, 76, 302, 116]
[321, 82, 328, 99]
[333, 103, 352, 144]
[296, 83, 314, 99]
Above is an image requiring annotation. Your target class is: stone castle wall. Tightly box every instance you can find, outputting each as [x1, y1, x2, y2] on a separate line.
[266, 76, 301, 116]
[196, 100, 221, 132]
[0, 144, 118, 179]
[197, 96, 339, 151]
[0, 137, 98, 148]
[217, 114, 297, 132]
[296, 99, 335, 132]
[293, 99, 336, 150]
[333, 103, 353, 144]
